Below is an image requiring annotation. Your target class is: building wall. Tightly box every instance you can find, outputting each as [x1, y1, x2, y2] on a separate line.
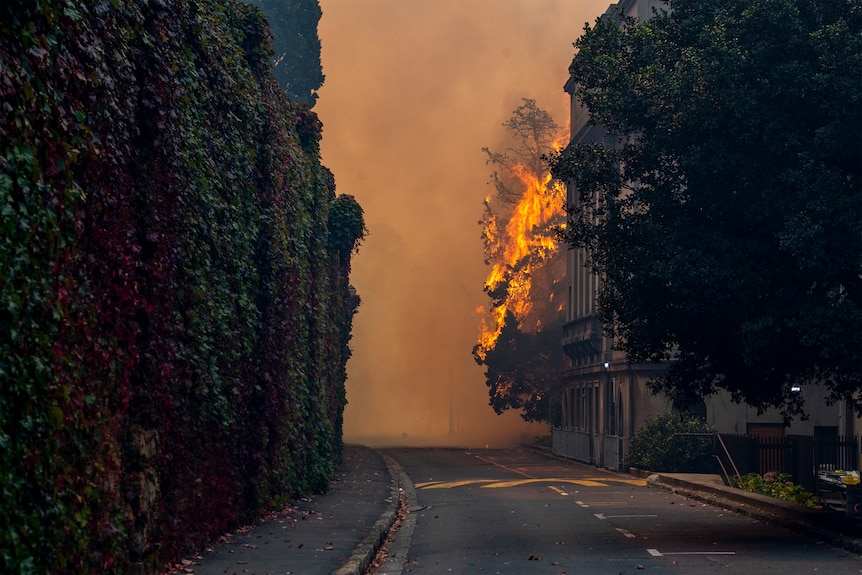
[705, 387, 847, 437]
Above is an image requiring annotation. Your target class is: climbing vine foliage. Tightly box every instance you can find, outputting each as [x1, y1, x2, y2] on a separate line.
[327, 193, 367, 261]
[0, 1, 361, 573]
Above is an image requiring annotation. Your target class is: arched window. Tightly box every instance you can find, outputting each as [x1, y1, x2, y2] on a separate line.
[672, 391, 707, 421]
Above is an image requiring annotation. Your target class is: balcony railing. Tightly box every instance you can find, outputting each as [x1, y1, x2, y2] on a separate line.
[562, 315, 603, 360]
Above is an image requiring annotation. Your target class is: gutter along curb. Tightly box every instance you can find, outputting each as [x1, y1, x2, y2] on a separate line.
[524, 443, 862, 556]
[645, 472, 862, 556]
[331, 454, 404, 575]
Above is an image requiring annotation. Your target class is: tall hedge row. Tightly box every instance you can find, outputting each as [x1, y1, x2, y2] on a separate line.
[0, 1, 362, 573]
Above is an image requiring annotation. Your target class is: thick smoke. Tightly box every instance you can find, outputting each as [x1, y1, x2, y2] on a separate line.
[315, 0, 608, 447]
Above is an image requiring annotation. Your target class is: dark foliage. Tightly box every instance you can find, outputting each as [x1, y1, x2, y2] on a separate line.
[0, 1, 360, 572]
[244, 0, 325, 106]
[626, 413, 716, 472]
[549, 0, 862, 421]
[480, 311, 565, 423]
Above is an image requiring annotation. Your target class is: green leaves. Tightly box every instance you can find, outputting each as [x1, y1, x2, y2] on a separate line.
[626, 413, 716, 472]
[729, 472, 818, 507]
[552, 0, 862, 420]
[2, 0, 359, 572]
[244, 0, 325, 106]
[327, 193, 367, 261]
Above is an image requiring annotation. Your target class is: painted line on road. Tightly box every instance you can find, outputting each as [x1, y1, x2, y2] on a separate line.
[595, 513, 657, 520]
[413, 481, 443, 488]
[575, 500, 589, 508]
[647, 549, 736, 557]
[588, 478, 648, 486]
[483, 478, 607, 488]
[471, 455, 646, 486]
[592, 478, 649, 486]
[548, 486, 568, 496]
[473, 454, 535, 479]
[616, 528, 637, 538]
[416, 477, 648, 490]
[416, 479, 496, 489]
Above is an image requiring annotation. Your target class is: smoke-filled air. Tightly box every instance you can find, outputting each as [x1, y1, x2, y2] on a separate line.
[316, 0, 609, 447]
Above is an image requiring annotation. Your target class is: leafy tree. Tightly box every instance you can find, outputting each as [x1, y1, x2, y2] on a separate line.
[482, 98, 561, 206]
[479, 311, 565, 423]
[245, 0, 324, 106]
[475, 99, 566, 424]
[549, 0, 862, 421]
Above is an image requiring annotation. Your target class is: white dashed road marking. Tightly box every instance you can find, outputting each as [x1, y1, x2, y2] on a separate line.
[647, 549, 736, 557]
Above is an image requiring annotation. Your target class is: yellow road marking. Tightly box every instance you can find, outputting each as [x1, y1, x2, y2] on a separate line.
[548, 486, 568, 495]
[416, 477, 647, 490]
[418, 479, 497, 489]
[600, 478, 648, 486]
[484, 478, 607, 488]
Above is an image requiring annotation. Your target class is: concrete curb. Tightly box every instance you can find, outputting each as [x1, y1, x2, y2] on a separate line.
[330, 452, 403, 575]
[376, 458, 420, 575]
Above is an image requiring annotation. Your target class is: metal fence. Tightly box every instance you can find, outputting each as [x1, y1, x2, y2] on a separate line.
[551, 428, 624, 471]
[717, 434, 859, 492]
[552, 428, 593, 464]
[552, 429, 860, 493]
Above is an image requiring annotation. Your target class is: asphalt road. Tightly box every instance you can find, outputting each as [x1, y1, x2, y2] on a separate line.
[377, 447, 862, 575]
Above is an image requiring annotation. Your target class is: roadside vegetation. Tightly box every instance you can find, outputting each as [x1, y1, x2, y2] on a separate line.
[626, 413, 716, 473]
[1, 1, 362, 573]
[729, 472, 819, 508]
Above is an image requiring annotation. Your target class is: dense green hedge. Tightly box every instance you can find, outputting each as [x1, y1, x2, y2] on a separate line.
[626, 413, 717, 473]
[0, 1, 363, 573]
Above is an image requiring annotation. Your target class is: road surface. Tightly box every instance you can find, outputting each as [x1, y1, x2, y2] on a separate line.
[375, 447, 862, 574]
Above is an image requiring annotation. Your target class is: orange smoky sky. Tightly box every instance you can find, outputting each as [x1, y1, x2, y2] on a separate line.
[315, 0, 609, 447]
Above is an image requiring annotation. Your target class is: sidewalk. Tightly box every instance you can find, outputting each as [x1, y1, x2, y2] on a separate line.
[182, 444, 400, 575]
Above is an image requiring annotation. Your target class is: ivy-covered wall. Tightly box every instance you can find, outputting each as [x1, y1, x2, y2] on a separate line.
[0, 1, 363, 573]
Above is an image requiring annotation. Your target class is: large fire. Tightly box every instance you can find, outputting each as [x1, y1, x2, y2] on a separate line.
[475, 133, 567, 361]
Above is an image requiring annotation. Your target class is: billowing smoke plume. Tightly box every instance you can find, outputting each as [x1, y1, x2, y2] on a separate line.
[315, 0, 608, 447]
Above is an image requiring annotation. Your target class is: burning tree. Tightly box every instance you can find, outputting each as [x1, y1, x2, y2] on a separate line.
[473, 99, 567, 423]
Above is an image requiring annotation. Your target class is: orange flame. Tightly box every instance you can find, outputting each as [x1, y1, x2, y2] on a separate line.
[476, 135, 567, 360]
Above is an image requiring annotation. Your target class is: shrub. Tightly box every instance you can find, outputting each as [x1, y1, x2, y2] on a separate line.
[627, 412, 716, 472]
[729, 472, 818, 507]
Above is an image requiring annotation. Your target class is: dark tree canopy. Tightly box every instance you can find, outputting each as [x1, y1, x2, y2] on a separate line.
[245, 0, 324, 106]
[549, 0, 862, 420]
[480, 311, 565, 423]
